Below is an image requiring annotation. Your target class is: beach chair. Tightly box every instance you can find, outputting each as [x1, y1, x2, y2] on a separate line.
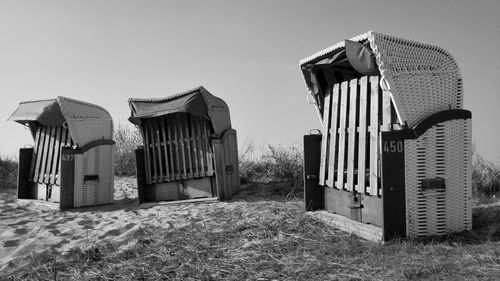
[128, 86, 239, 204]
[9, 97, 115, 208]
[300, 31, 472, 240]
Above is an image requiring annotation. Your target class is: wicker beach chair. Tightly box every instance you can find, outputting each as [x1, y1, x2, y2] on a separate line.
[128, 86, 239, 204]
[301, 31, 472, 240]
[9, 96, 115, 208]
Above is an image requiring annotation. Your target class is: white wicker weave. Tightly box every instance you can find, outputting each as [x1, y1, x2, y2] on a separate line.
[404, 119, 471, 237]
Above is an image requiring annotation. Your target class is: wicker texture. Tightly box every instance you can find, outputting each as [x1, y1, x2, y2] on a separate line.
[405, 119, 471, 237]
[73, 145, 114, 207]
[300, 31, 463, 128]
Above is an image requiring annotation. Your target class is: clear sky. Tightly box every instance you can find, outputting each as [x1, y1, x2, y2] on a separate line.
[1, 0, 499, 164]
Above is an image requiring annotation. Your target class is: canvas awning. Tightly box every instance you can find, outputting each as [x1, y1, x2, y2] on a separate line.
[128, 86, 232, 137]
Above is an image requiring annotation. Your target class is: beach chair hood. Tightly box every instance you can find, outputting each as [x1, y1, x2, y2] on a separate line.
[300, 31, 463, 128]
[8, 96, 114, 149]
[128, 86, 232, 137]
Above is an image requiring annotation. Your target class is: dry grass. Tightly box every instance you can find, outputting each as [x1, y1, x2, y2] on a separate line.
[5, 183, 500, 281]
[0, 154, 17, 190]
[114, 123, 142, 176]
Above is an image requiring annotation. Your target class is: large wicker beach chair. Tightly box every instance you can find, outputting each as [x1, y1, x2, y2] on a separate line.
[9, 96, 115, 208]
[301, 31, 472, 240]
[128, 86, 239, 204]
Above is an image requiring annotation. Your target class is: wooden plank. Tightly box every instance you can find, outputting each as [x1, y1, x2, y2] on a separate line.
[382, 90, 392, 132]
[160, 117, 171, 181]
[346, 79, 358, 192]
[49, 126, 62, 184]
[319, 92, 332, 186]
[166, 116, 176, 180]
[177, 115, 188, 179]
[326, 84, 340, 188]
[369, 76, 380, 196]
[189, 115, 200, 178]
[183, 115, 194, 179]
[336, 81, 349, 190]
[30, 124, 42, 180]
[196, 117, 206, 176]
[43, 126, 56, 184]
[143, 121, 152, 184]
[357, 77, 368, 194]
[38, 126, 51, 184]
[149, 119, 158, 183]
[55, 127, 68, 186]
[202, 120, 214, 175]
[154, 119, 164, 182]
[171, 115, 182, 180]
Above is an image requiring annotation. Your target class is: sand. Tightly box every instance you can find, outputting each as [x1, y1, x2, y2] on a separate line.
[0, 177, 259, 274]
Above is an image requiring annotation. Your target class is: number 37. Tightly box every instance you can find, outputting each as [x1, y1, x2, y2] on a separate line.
[383, 140, 403, 153]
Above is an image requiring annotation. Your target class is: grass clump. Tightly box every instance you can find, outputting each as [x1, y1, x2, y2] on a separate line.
[0, 154, 17, 190]
[114, 123, 142, 176]
[239, 141, 303, 197]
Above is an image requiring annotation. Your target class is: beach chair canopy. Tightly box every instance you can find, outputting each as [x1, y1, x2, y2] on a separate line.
[8, 96, 113, 148]
[128, 86, 232, 137]
[300, 31, 463, 128]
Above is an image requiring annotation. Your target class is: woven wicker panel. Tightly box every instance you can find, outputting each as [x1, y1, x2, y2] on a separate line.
[73, 145, 114, 207]
[368, 32, 463, 127]
[405, 119, 471, 237]
[222, 129, 240, 197]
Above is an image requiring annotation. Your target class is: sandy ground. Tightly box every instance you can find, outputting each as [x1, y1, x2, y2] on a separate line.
[0, 177, 270, 274]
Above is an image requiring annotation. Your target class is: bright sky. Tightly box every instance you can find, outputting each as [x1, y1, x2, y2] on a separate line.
[1, 0, 499, 164]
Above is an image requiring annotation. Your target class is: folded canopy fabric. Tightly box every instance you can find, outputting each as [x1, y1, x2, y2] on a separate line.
[8, 99, 66, 127]
[128, 86, 232, 137]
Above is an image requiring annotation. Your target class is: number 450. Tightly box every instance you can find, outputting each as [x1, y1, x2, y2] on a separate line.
[383, 140, 403, 153]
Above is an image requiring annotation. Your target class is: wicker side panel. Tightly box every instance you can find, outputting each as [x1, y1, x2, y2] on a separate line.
[404, 119, 471, 237]
[73, 145, 114, 207]
[223, 129, 239, 197]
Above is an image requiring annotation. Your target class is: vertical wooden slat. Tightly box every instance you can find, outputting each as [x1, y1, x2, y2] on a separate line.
[202, 120, 214, 175]
[30, 124, 42, 180]
[319, 92, 332, 186]
[149, 119, 159, 183]
[38, 126, 51, 184]
[143, 121, 152, 184]
[369, 76, 380, 195]
[177, 115, 188, 179]
[183, 115, 194, 178]
[382, 90, 392, 132]
[196, 118, 206, 176]
[49, 126, 62, 184]
[189, 116, 200, 178]
[336, 81, 349, 190]
[154, 119, 164, 182]
[346, 79, 358, 192]
[357, 77, 368, 194]
[160, 117, 171, 181]
[326, 84, 340, 188]
[171, 115, 181, 180]
[55, 127, 68, 186]
[43, 126, 57, 184]
[166, 116, 176, 180]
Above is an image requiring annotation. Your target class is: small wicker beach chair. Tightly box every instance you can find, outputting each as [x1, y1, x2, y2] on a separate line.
[9, 97, 115, 208]
[300, 31, 472, 240]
